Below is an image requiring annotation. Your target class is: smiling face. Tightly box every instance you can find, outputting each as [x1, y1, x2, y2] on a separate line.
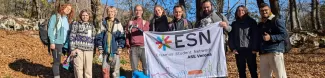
[202, 1, 212, 15]
[154, 7, 163, 17]
[63, 5, 72, 15]
[174, 7, 183, 20]
[107, 8, 116, 19]
[236, 7, 246, 18]
[81, 12, 89, 22]
[260, 6, 271, 18]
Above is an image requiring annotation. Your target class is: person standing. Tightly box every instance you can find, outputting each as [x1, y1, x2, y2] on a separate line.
[125, 5, 150, 76]
[229, 5, 258, 78]
[168, 4, 193, 31]
[196, 0, 231, 53]
[195, 0, 231, 32]
[149, 5, 170, 32]
[257, 3, 288, 78]
[70, 9, 96, 78]
[47, 3, 74, 78]
[95, 6, 125, 78]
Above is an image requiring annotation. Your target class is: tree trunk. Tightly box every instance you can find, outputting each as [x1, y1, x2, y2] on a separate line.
[256, 0, 265, 8]
[245, 0, 247, 6]
[32, 0, 40, 19]
[196, 0, 204, 21]
[91, 0, 102, 33]
[294, 0, 302, 30]
[312, 0, 317, 30]
[289, 0, 300, 31]
[216, 0, 224, 13]
[269, 0, 280, 17]
[179, 0, 185, 9]
[316, 0, 323, 30]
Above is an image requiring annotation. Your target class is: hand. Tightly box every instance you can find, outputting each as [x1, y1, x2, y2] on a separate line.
[50, 44, 55, 50]
[117, 48, 123, 55]
[71, 49, 78, 56]
[232, 50, 239, 54]
[128, 21, 133, 26]
[99, 50, 103, 54]
[219, 21, 228, 29]
[127, 48, 130, 54]
[252, 51, 258, 54]
[263, 32, 271, 41]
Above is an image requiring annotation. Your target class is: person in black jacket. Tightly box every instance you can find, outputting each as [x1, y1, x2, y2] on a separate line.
[149, 5, 169, 32]
[228, 5, 258, 78]
[168, 4, 193, 31]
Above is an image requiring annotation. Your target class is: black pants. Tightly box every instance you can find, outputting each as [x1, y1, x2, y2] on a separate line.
[235, 48, 258, 78]
[52, 44, 63, 77]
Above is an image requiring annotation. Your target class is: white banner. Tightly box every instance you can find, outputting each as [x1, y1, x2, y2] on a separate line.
[144, 22, 227, 78]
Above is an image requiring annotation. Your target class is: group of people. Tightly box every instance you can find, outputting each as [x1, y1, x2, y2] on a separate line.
[47, 0, 288, 78]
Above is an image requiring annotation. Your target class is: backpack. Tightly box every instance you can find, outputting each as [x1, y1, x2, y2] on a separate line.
[271, 17, 292, 53]
[39, 14, 60, 54]
[39, 14, 60, 45]
[169, 19, 189, 31]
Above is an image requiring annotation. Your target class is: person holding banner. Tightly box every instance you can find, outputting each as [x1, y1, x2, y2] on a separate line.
[195, 0, 231, 53]
[257, 3, 287, 78]
[95, 6, 126, 78]
[228, 5, 258, 78]
[125, 5, 150, 76]
[168, 4, 193, 31]
[195, 0, 231, 32]
[149, 5, 170, 32]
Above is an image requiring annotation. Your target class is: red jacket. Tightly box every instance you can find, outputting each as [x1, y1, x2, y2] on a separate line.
[125, 18, 150, 48]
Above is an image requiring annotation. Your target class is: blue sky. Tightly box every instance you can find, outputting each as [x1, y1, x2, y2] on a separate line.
[101, 0, 115, 6]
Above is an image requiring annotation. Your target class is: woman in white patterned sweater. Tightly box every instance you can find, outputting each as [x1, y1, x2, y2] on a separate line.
[69, 9, 96, 78]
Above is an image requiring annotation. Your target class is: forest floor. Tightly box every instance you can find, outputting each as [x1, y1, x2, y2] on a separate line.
[0, 30, 324, 78]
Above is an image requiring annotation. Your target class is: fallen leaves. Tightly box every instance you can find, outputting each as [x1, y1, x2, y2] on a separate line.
[0, 30, 324, 78]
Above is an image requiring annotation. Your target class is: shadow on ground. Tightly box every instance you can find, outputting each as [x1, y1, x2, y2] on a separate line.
[9, 59, 74, 78]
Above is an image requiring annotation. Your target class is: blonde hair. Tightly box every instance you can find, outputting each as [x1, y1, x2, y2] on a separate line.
[154, 5, 166, 16]
[107, 6, 118, 16]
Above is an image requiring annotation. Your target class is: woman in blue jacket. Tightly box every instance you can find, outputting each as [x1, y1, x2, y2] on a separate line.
[47, 3, 74, 78]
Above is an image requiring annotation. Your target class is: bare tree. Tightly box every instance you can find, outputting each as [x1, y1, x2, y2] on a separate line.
[179, 0, 185, 8]
[216, 0, 224, 13]
[196, 0, 204, 21]
[269, 0, 280, 17]
[289, 0, 302, 31]
[256, 0, 265, 8]
[312, 0, 318, 30]
[316, 0, 323, 30]
[91, 0, 102, 32]
[32, 0, 40, 19]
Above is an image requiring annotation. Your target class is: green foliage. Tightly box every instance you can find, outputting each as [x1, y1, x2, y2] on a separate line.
[3, 74, 12, 78]
[120, 59, 128, 65]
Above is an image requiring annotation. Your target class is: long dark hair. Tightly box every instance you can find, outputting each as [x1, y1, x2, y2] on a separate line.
[235, 5, 249, 20]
